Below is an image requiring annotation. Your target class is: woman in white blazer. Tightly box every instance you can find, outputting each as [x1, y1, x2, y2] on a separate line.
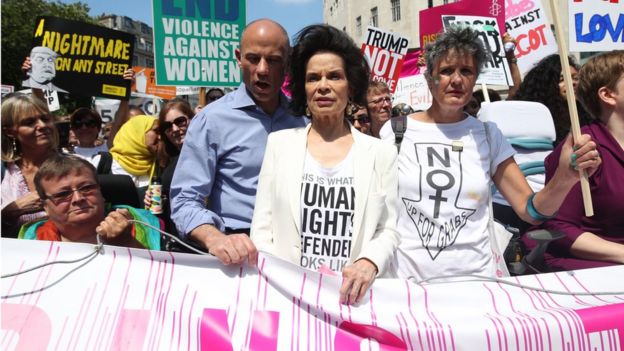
[250, 24, 400, 305]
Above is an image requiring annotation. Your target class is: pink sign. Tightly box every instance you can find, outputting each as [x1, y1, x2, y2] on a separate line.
[419, 0, 506, 47]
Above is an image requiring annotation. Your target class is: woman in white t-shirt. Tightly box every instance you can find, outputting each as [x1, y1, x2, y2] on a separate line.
[251, 24, 400, 305]
[379, 25, 602, 282]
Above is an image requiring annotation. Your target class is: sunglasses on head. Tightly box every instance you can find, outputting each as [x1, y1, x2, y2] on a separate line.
[347, 114, 371, 124]
[160, 116, 189, 132]
[71, 119, 99, 129]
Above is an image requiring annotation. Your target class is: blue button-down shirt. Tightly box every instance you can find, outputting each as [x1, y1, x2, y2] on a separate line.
[170, 83, 307, 237]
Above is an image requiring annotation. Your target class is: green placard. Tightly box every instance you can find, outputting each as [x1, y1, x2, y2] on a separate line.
[152, 0, 245, 87]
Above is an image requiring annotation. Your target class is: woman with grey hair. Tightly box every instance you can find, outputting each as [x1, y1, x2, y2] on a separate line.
[379, 25, 601, 281]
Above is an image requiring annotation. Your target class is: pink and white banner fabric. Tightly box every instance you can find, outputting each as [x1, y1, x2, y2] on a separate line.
[1, 238, 623, 350]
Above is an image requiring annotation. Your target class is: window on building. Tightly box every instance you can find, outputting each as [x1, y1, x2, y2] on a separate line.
[124, 16, 133, 29]
[141, 23, 151, 35]
[146, 58, 154, 68]
[370, 7, 378, 27]
[146, 41, 153, 52]
[133, 55, 139, 66]
[356, 16, 362, 38]
[391, 0, 401, 22]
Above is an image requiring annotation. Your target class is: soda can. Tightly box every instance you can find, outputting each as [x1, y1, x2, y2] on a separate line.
[149, 183, 163, 215]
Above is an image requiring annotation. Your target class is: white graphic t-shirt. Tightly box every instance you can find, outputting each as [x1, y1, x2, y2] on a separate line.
[380, 116, 515, 281]
[300, 149, 355, 272]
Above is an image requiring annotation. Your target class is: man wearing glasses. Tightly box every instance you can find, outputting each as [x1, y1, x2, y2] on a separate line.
[18, 155, 160, 250]
[22, 46, 68, 93]
[366, 81, 393, 138]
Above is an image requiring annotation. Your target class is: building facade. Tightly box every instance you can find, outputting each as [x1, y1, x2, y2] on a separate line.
[324, 0, 458, 48]
[97, 14, 155, 68]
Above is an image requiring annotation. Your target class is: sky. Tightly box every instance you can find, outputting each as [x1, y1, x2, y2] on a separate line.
[58, 0, 324, 42]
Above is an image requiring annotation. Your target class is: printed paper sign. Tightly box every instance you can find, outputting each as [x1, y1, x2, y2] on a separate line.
[568, 0, 624, 52]
[23, 16, 134, 99]
[504, 0, 558, 74]
[2, 239, 624, 350]
[152, 0, 245, 87]
[361, 26, 410, 92]
[443, 15, 514, 86]
[419, 0, 506, 47]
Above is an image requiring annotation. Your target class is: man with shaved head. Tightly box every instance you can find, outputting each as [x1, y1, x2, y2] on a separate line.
[171, 19, 306, 265]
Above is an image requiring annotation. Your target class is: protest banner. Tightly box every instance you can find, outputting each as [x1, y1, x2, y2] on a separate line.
[419, 0, 505, 47]
[23, 16, 134, 99]
[568, 0, 624, 52]
[504, 0, 558, 75]
[442, 15, 514, 86]
[2, 239, 623, 350]
[152, 0, 245, 87]
[361, 26, 409, 92]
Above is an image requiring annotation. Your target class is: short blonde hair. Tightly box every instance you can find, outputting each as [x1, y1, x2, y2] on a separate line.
[577, 50, 624, 120]
[1, 94, 58, 162]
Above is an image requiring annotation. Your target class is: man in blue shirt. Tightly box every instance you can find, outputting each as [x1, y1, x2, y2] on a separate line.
[170, 19, 306, 266]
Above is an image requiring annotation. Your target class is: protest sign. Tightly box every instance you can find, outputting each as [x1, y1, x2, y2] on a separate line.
[17, 89, 60, 112]
[442, 15, 514, 86]
[419, 0, 505, 47]
[131, 67, 177, 99]
[392, 74, 432, 111]
[2, 239, 624, 350]
[0, 85, 14, 97]
[504, 0, 558, 75]
[152, 0, 245, 87]
[95, 95, 163, 123]
[568, 0, 624, 52]
[23, 16, 134, 99]
[361, 26, 409, 92]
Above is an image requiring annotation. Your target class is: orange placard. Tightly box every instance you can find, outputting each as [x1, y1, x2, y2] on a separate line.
[131, 67, 177, 99]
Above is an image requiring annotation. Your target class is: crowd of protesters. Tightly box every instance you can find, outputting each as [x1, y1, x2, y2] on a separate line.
[2, 18, 622, 302]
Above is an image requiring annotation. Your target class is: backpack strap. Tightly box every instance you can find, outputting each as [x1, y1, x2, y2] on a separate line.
[390, 115, 407, 151]
[96, 152, 113, 175]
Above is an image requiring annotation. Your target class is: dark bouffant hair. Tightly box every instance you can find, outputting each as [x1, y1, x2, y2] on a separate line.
[288, 24, 370, 116]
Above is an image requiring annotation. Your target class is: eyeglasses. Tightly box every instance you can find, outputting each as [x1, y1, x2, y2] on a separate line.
[160, 116, 189, 133]
[43, 183, 99, 205]
[368, 96, 393, 105]
[347, 114, 371, 124]
[71, 119, 99, 129]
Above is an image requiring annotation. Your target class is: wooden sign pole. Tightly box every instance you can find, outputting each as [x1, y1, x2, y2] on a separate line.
[549, 0, 594, 216]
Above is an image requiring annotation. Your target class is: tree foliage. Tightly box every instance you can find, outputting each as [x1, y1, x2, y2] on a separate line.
[1, 0, 95, 89]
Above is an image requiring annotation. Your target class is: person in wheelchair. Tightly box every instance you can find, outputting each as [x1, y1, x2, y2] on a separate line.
[18, 154, 160, 250]
[526, 50, 624, 271]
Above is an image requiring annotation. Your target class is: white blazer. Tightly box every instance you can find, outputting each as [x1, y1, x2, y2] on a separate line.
[250, 124, 400, 276]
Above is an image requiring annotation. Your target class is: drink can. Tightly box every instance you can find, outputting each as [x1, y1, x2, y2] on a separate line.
[149, 184, 163, 214]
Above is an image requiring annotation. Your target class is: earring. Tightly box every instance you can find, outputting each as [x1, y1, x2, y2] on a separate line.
[345, 102, 357, 117]
[305, 106, 312, 117]
[11, 137, 18, 156]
